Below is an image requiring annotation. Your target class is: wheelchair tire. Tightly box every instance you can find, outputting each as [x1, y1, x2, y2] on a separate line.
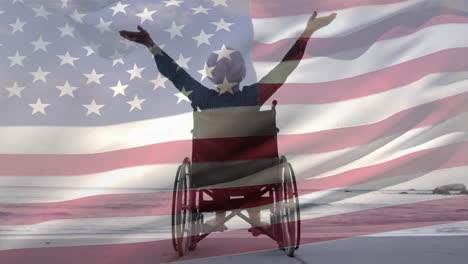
[276, 156, 301, 257]
[171, 158, 195, 257]
[171, 165, 182, 252]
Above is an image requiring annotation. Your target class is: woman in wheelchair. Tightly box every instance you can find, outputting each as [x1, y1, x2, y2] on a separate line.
[120, 11, 336, 253]
[119, 11, 337, 108]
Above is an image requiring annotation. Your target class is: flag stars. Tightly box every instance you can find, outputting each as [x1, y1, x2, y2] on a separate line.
[198, 63, 215, 81]
[212, 18, 233, 32]
[211, 0, 228, 7]
[193, 29, 214, 47]
[58, 23, 75, 38]
[83, 41, 101, 56]
[214, 44, 236, 61]
[191, 6, 211, 15]
[32, 5, 52, 20]
[61, 0, 69, 8]
[110, 49, 125, 66]
[57, 52, 79, 66]
[5, 82, 25, 98]
[127, 95, 146, 111]
[127, 64, 145, 80]
[30, 67, 51, 83]
[69, 9, 86, 24]
[83, 46, 96, 56]
[83, 99, 104, 116]
[175, 87, 192, 104]
[110, 1, 129, 16]
[8, 51, 26, 67]
[56, 81, 79, 97]
[84, 68, 104, 84]
[217, 77, 237, 95]
[109, 80, 128, 96]
[150, 73, 168, 90]
[95, 18, 112, 34]
[174, 53, 191, 70]
[165, 21, 184, 39]
[9, 18, 26, 34]
[163, 0, 183, 7]
[120, 39, 138, 49]
[29, 98, 50, 115]
[136, 8, 157, 24]
[31, 35, 52, 52]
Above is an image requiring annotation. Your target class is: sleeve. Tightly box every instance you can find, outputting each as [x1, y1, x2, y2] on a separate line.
[149, 45, 213, 109]
[257, 37, 309, 105]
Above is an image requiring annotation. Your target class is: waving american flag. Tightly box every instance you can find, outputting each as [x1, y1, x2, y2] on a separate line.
[1, 0, 468, 263]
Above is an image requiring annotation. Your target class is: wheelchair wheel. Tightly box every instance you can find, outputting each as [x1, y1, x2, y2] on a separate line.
[276, 156, 301, 257]
[171, 158, 196, 256]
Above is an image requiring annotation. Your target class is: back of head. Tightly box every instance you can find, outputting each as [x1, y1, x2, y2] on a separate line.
[206, 47, 246, 92]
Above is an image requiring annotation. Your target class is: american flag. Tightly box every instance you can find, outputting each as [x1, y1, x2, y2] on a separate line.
[1, 0, 468, 263]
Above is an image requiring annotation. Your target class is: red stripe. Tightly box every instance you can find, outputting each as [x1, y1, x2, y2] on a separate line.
[253, 14, 468, 62]
[1, 141, 467, 225]
[251, 0, 409, 18]
[1, 196, 466, 263]
[1, 92, 467, 177]
[258, 48, 468, 104]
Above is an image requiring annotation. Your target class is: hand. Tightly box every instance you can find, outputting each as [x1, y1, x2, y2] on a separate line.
[304, 11, 337, 35]
[119, 25, 155, 48]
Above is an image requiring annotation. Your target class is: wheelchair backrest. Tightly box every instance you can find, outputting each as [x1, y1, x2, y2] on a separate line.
[190, 107, 281, 187]
[191, 107, 279, 162]
[192, 107, 278, 139]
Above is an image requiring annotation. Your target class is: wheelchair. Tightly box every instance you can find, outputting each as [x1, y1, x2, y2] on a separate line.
[171, 102, 301, 257]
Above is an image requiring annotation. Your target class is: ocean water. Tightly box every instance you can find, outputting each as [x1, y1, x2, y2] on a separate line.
[0, 186, 466, 251]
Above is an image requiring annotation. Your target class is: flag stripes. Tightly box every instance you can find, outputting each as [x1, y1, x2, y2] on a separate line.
[1, 0, 468, 260]
[2, 140, 467, 225]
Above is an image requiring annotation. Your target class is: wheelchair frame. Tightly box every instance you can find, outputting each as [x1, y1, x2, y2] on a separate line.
[171, 102, 301, 257]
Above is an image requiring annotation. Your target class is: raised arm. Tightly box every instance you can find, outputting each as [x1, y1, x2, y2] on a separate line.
[258, 12, 337, 105]
[119, 26, 213, 108]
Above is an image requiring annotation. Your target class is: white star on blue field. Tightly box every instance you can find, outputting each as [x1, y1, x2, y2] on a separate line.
[0, 0, 256, 126]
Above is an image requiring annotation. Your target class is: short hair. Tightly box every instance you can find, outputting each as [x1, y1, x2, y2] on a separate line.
[206, 48, 246, 88]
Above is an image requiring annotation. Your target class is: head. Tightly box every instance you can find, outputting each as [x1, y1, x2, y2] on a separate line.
[206, 47, 246, 92]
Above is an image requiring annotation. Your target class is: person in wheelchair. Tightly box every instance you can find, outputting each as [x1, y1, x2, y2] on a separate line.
[120, 11, 337, 236]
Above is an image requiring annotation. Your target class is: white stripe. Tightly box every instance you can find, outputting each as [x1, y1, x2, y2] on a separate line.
[0, 216, 170, 251]
[293, 112, 468, 180]
[252, 0, 468, 44]
[312, 120, 467, 179]
[254, 24, 468, 83]
[275, 72, 468, 136]
[1, 71, 467, 155]
[0, 113, 193, 154]
[0, 164, 177, 203]
[1, 112, 467, 203]
[298, 167, 468, 219]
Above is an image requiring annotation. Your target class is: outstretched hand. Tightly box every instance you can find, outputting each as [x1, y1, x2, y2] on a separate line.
[119, 26, 155, 48]
[306, 11, 337, 33]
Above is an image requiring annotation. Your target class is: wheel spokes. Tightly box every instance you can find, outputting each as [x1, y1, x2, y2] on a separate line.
[279, 160, 298, 252]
